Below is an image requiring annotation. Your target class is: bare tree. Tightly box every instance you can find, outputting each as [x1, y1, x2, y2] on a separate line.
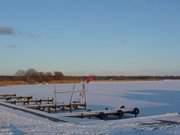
[54, 71, 64, 80]
[15, 69, 64, 83]
[24, 68, 38, 83]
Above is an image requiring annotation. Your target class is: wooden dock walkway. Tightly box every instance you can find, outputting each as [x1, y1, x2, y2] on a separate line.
[5, 96, 33, 101]
[26, 103, 86, 113]
[0, 93, 86, 113]
[68, 107, 140, 120]
[0, 94, 16, 99]
[6, 98, 54, 105]
[0, 93, 140, 121]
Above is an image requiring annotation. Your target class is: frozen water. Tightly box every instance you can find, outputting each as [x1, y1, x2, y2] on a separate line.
[0, 80, 180, 134]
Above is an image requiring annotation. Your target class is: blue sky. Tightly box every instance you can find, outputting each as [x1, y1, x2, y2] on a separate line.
[0, 0, 180, 75]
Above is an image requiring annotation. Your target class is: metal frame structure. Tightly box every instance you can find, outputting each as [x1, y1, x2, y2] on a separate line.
[54, 82, 87, 111]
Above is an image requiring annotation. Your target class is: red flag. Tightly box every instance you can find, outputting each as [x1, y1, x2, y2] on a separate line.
[83, 76, 94, 83]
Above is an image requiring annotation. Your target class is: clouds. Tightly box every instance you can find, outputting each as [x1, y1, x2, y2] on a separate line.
[0, 26, 40, 38]
[0, 27, 15, 35]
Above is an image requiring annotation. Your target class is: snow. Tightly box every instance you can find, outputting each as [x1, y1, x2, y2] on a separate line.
[0, 80, 180, 134]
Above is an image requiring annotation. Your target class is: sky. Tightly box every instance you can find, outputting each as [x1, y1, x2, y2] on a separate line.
[0, 0, 180, 75]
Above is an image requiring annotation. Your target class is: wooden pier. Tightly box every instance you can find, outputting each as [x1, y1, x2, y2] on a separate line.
[0, 93, 16, 97]
[26, 103, 86, 113]
[0, 93, 86, 113]
[68, 107, 140, 120]
[0, 92, 140, 121]
[0, 94, 16, 99]
[6, 98, 54, 105]
[5, 96, 33, 101]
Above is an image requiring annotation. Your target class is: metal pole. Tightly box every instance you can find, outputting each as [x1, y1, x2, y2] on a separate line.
[69, 84, 76, 112]
[54, 85, 57, 112]
[82, 82, 87, 110]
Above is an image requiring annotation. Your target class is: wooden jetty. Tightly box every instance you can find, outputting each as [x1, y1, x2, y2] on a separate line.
[0, 93, 16, 97]
[26, 104, 57, 112]
[26, 102, 87, 113]
[6, 98, 54, 105]
[68, 107, 140, 120]
[24, 98, 54, 105]
[0, 94, 33, 102]
[0, 94, 16, 99]
[5, 96, 33, 101]
[0, 92, 86, 113]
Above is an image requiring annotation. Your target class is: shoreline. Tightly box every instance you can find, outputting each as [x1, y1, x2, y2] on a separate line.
[93, 79, 163, 83]
[0, 80, 81, 87]
[1, 79, 179, 87]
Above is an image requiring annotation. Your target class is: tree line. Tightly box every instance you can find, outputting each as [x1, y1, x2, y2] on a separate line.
[0, 68, 180, 84]
[14, 68, 64, 83]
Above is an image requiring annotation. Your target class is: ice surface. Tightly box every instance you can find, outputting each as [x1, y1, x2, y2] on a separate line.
[0, 80, 180, 134]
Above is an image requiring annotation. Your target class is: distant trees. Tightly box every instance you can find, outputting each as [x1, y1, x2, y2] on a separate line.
[15, 69, 64, 83]
[2, 70, 180, 84]
[54, 71, 64, 80]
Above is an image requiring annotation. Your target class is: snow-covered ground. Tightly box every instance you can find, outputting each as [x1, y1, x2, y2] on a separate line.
[0, 80, 180, 134]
